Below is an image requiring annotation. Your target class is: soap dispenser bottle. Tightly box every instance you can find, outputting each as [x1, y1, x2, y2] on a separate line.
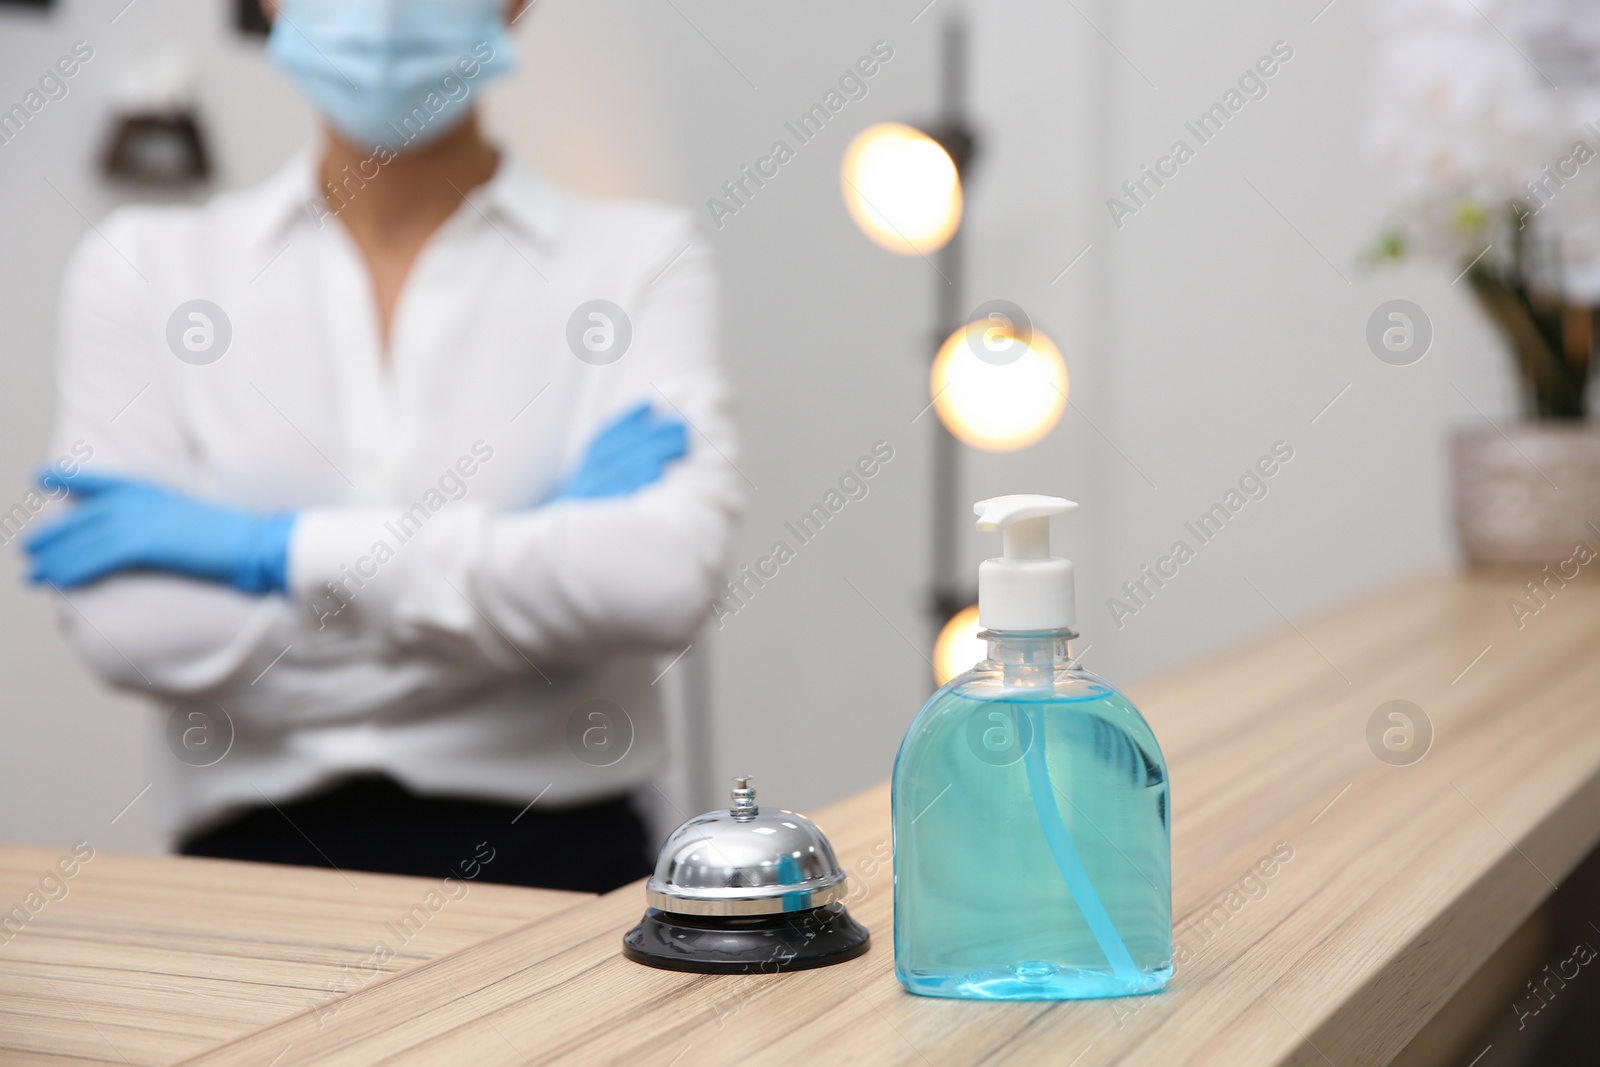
[893, 495, 1172, 1000]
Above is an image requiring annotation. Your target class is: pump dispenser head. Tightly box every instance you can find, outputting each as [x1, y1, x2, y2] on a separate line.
[974, 495, 1077, 631]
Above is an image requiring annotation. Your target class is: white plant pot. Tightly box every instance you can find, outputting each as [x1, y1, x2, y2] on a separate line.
[1452, 424, 1600, 566]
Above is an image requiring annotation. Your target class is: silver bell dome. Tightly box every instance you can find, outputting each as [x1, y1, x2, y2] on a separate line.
[646, 777, 849, 916]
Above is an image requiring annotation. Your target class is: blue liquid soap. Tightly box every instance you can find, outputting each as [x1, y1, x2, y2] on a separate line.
[893, 496, 1172, 1000]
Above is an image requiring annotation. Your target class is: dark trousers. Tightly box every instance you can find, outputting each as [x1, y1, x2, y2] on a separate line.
[180, 774, 653, 894]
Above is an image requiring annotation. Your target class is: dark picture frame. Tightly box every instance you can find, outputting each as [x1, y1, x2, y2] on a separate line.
[234, 0, 268, 36]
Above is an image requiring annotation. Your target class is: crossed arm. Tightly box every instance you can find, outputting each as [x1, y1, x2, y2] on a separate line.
[28, 213, 741, 714]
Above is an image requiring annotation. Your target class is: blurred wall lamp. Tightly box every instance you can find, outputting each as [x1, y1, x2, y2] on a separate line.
[101, 44, 211, 187]
[840, 14, 1068, 683]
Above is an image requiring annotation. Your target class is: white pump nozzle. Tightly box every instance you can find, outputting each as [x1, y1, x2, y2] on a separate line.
[973, 495, 1077, 631]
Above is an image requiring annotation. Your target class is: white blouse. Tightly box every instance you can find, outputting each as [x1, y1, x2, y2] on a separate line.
[46, 147, 742, 837]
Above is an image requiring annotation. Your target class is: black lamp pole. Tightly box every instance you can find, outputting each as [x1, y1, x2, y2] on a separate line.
[925, 13, 979, 636]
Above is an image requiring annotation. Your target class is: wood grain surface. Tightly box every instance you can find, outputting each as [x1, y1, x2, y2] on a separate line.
[6, 571, 1599, 1065]
[0, 845, 589, 1065]
[168, 571, 1600, 1066]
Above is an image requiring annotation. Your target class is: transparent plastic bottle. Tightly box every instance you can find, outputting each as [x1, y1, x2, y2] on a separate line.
[893, 496, 1172, 1000]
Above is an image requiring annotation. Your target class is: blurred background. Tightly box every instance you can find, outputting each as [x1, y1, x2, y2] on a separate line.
[0, 0, 1557, 858]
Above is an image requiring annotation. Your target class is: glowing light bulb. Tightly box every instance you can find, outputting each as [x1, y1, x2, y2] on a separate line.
[840, 123, 963, 256]
[933, 604, 986, 686]
[930, 323, 1067, 452]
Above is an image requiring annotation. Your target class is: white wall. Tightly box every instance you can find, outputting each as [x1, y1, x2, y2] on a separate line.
[1081, 0, 1516, 686]
[0, 0, 1515, 850]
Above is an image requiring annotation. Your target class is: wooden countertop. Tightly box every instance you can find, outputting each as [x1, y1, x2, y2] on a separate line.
[6, 571, 1600, 1065]
[0, 845, 588, 1065]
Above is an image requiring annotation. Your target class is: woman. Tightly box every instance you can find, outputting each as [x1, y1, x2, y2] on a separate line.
[24, 0, 741, 893]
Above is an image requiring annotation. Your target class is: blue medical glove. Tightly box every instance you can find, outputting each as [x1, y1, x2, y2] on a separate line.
[549, 402, 689, 502]
[25, 471, 295, 594]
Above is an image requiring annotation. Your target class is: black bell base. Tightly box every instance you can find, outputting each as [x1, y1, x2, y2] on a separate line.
[622, 904, 870, 974]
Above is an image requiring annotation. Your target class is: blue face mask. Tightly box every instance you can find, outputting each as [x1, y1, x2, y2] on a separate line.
[268, 0, 517, 151]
